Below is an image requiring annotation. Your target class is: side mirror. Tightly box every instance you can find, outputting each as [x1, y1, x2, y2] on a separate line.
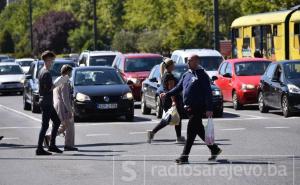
[149, 77, 158, 83]
[211, 76, 218, 81]
[223, 73, 232, 78]
[25, 74, 32, 79]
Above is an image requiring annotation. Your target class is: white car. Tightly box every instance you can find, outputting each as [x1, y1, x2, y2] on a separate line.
[171, 49, 224, 78]
[15, 58, 35, 73]
[0, 62, 25, 94]
[78, 50, 121, 67]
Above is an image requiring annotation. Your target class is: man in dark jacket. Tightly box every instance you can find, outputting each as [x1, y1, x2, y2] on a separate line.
[161, 54, 222, 164]
[36, 51, 63, 155]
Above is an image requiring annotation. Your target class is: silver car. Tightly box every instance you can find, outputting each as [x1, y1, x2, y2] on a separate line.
[0, 62, 25, 94]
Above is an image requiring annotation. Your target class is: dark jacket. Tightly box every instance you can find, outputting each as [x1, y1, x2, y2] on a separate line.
[38, 67, 53, 105]
[165, 68, 213, 111]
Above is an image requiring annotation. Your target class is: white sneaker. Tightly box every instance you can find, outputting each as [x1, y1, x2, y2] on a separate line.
[176, 136, 186, 144]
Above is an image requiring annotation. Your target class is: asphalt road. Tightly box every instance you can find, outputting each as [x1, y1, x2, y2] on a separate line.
[0, 94, 299, 185]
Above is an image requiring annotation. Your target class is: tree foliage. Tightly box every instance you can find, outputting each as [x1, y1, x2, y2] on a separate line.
[0, 29, 14, 53]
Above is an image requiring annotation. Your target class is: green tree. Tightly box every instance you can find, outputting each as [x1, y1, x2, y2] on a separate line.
[0, 29, 14, 53]
[111, 30, 138, 53]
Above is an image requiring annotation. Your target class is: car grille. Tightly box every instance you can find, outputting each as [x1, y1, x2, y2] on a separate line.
[1, 82, 20, 85]
[91, 96, 121, 103]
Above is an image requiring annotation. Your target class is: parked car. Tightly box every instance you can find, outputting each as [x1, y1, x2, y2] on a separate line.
[23, 59, 77, 113]
[171, 49, 224, 78]
[0, 62, 25, 94]
[214, 58, 272, 110]
[0, 55, 10, 62]
[15, 58, 35, 73]
[71, 66, 134, 121]
[259, 60, 300, 117]
[78, 50, 120, 67]
[141, 64, 224, 118]
[112, 53, 163, 101]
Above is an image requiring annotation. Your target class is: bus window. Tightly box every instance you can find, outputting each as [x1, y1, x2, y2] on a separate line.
[242, 37, 251, 57]
[263, 25, 274, 58]
[232, 28, 240, 58]
[294, 22, 300, 49]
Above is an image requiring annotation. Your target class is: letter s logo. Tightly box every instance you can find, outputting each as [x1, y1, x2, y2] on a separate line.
[121, 161, 137, 182]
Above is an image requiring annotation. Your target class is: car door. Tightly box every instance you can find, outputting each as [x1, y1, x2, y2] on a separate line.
[261, 63, 277, 105]
[267, 64, 282, 108]
[143, 67, 155, 105]
[215, 62, 228, 99]
[24, 62, 35, 101]
[223, 62, 233, 101]
[147, 66, 160, 108]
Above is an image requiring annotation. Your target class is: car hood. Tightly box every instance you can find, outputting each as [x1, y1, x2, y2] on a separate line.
[287, 79, 300, 87]
[74, 84, 131, 96]
[0, 74, 24, 83]
[235, 75, 261, 86]
[124, 71, 150, 79]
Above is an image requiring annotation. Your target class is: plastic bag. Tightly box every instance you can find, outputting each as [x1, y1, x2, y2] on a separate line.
[162, 106, 180, 126]
[204, 117, 215, 145]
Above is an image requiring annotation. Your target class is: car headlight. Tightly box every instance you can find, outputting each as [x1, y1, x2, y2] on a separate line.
[127, 77, 140, 84]
[241, 84, 255, 90]
[122, 92, 133, 100]
[287, 84, 300, 94]
[212, 90, 221, 96]
[76, 93, 91, 102]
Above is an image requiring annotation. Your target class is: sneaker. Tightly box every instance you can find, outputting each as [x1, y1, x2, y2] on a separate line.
[147, 130, 154, 144]
[36, 148, 52, 156]
[208, 148, 222, 161]
[48, 145, 63, 153]
[43, 135, 50, 149]
[64, 146, 78, 151]
[176, 136, 186, 144]
[175, 156, 189, 165]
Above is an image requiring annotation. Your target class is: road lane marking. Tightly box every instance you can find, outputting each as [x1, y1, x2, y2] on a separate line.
[220, 128, 246, 131]
[0, 104, 41, 122]
[86, 133, 110, 137]
[2, 137, 19, 140]
[265, 126, 290, 129]
[129, 131, 147, 135]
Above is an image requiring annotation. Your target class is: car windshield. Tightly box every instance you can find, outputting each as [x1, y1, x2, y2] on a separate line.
[17, 60, 33, 67]
[198, 57, 223, 71]
[283, 62, 300, 79]
[90, 55, 116, 66]
[173, 66, 189, 80]
[0, 65, 23, 75]
[0, 56, 9, 62]
[125, 57, 162, 72]
[235, 61, 271, 76]
[37, 61, 76, 77]
[75, 69, 124, 86]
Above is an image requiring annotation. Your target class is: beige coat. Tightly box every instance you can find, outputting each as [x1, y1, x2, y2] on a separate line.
[53, 80, 72, 122]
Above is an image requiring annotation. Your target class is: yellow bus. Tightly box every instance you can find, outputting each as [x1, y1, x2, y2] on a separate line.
[231, 6, 300, 61]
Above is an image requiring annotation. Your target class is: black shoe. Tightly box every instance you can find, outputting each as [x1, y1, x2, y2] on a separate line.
[0, 136, 3, 141]
[48, 146, 63, 153]
[64, 146, 78, 151]
[43, 135, 50, 149]
[175, 156, 189, 165]
[208, 148, 222, 161]
[36, 148, 52, 156]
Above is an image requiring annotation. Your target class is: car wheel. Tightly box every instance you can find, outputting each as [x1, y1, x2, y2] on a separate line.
[23, 93, 31, 111]
[155, 97, 163, 118]
[141, 94, 151, 115]
[282, 95, 292, 118]
[258, 92, 269, 113]
[232, 91, 242, 110]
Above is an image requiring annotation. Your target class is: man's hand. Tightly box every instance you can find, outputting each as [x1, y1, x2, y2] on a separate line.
[206, 111, 213, 118]
[160, 93, 166, 98]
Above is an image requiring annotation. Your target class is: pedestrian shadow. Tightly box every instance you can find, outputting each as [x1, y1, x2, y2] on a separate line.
[0, 143, 36, 150]
[192, 159, 275, 165]
[75, 141, 145, 148]
[78, 149, 126, 153]
[75, 116, 152, 123]
[220, 112, 240, 118]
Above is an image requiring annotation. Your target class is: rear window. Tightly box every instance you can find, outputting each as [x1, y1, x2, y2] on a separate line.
[0, 65, 23, 75]
[283, 62, 300, 79]
[198, 57, 223, 71]
[125, 57, 163, 72]
[17, 60, 34, 67]
[235, 61, 271, 76]
[89, 55, 116, 66]
[37, 62, 76, 77]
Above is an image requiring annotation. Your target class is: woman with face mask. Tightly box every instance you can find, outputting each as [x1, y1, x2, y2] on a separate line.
[44, 64, 78, 151]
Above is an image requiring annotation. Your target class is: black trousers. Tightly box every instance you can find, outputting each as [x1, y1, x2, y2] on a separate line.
[152, 119, 182, 138]
[181, 112, 219, 157]
[37, 104, 61, 149]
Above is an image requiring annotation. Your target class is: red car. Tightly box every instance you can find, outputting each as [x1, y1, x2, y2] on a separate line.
[112, 53, 163, 100]
[214, 58, 272, 110]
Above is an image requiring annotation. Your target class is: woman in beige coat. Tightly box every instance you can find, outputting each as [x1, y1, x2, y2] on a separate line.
[45, 65, 77, 151]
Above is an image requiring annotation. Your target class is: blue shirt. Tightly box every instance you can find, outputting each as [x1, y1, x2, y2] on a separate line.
[165, 68, 213, 111]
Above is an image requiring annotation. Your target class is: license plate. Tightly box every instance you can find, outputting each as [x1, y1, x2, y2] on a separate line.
[97, 104, 118, 109]
[4, 84, 17, 88]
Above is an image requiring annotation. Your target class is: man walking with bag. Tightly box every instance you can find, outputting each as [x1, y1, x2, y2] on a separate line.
[161, 54, 222, 164]
[36, 51, 65, 155]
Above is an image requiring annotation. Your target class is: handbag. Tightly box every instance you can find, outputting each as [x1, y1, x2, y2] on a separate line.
[204, 117, 215, 145]
[162, 106, 180, 126]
